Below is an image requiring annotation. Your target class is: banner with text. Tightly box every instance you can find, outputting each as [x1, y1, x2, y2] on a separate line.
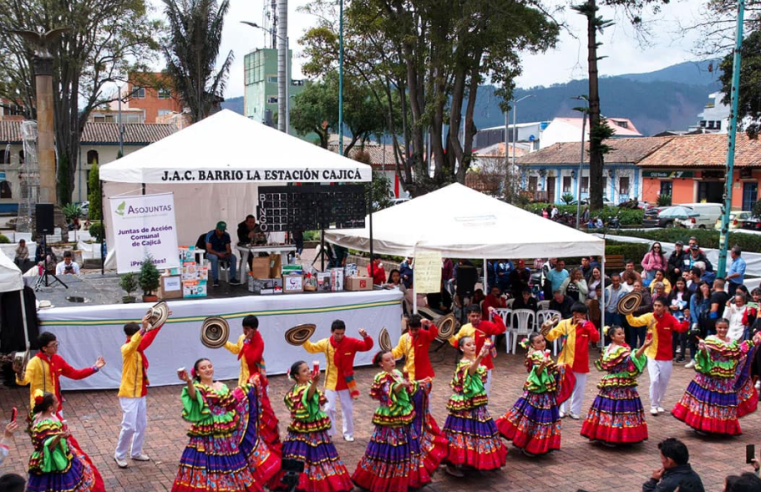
[109, 193, 180, 273]
[414, 249, 442, 294]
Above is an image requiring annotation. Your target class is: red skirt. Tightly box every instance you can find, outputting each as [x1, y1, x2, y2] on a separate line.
[672, 373, 741, 436]
[497, 391, 561, 455]
[580, 385, 648, 444]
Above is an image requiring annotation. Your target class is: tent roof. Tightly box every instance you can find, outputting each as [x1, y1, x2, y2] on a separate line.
[100, 110, 371, 184]
[325, 183, 605, 258]
[0, 248, 23, 292]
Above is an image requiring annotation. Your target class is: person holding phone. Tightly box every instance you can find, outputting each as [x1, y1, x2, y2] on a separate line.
[672, 319, 761, 436]
[0, 420, 19, 466]
[54, 251, 80, 275]
[270, 361, 353, 492]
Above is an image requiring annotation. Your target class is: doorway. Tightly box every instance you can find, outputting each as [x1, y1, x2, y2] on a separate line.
[547, 176, 556, 204]
[660, 181, 673, 198]
[742, 182, 758, 211]
[697, 181, 723, 203]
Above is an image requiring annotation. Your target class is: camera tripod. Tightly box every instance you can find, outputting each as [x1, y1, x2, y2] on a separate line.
[34, 235, 68, 291]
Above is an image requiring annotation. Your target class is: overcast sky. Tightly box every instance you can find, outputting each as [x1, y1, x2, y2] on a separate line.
[153, 0, 712, 99]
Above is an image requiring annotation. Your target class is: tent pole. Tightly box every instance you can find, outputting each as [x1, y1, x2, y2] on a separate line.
[483, 258, 488, 293]
[369, 178, 374, 281]
[100, 179, 105, 275]
[19, 289, 29, 352]
[321, 229, 325, 271]
[601, 254, 606, 349]
[412, 244, 417, 314]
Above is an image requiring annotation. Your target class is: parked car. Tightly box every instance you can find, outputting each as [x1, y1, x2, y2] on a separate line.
[648, 206, 699, 228]
[714, 211, 752, 230]
[390, 197, 410, 206]
[675, 203, 723, 229]
[642, 206, 671, 228]
[79, 201, 89, 218]
[742, 216, 761, 231]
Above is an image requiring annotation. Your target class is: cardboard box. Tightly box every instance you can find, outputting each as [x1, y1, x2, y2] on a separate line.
[251, 257, 270, 279]
[317, 272, 331, 292]
[183, 280, 207, 298]
[249, 277, 283, 294]
[330, 268, 344, 292]
[345, 276, 372, 291]
[269, 254, 282, 279]
[282, 264, 303, 275]
[283, 274, 304, 294]
[182, 261, 199, 281]
[345, 263, 358, 277]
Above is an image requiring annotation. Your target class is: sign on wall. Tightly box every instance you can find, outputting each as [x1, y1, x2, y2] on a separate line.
[109, 193, 180, 273]
[414, 250, 443, 294]
[643, 171, 694, 178]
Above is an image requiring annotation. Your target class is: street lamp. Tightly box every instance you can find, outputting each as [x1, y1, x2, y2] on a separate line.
[241, 21, 290, 134]
[509, 95, 535, 167]
[572, 95, 589, 229]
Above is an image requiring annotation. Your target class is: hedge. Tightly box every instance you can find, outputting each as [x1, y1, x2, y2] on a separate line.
[522, 203, 644, 226]
[560, 240, 649, 269]
[605, 229, 761, 252]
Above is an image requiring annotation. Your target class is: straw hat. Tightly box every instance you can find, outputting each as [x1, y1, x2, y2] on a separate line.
[617, 291, 643, 315]
[284, 324, 317, 346]
[200, 316, 230, 349]
[12, 350, 30, 381]
[435, 313, 458, 340]
[379, 328, 392, 352]
[145, 301, 169, 332]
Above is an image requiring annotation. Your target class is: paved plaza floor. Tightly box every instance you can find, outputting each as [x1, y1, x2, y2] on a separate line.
[1, 344, 755, 491]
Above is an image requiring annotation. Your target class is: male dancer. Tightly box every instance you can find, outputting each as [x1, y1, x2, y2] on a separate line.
[114, 312, 166, 468]
[224, 315, 265, 386]
[627, 298, 689, 416]
[543, 303, 600, 419]
[14, 331, 105, 415]
[449, 305, 506, 395]
[302, 319, 373, 442]
[392, 314, 438, 381]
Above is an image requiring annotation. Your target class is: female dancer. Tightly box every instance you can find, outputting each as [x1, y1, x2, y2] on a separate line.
[352, 350, 440, 492]
[172, 359, 277, 492]
[672, 319, 761, 436]
[26, 391, 100, 492]
[496, 333, 574, 456]
[580, 326, 651, 446]
[272, 361, 353, 492]
[668, 277, 692, 362]
[442, 337, 506, 476]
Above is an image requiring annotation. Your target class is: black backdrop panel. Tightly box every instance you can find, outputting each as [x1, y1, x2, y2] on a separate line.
[257, 185, 366, 232]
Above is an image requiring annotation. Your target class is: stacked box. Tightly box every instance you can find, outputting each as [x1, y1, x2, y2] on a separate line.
[317, 272, 331, 292]
[345, 276, 372, 291]
[249, 277, 284, 295]
[179, 246, 207, 298]
[330, 268, 344, 292]
[345, 263, 358, 277]
[283, 274, 304, 294]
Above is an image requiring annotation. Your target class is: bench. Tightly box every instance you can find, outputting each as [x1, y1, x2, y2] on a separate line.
[604, 254, 625, 273]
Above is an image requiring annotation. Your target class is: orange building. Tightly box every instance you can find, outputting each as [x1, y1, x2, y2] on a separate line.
[639, 133, 761, 211]
[123, 73, 183, 124]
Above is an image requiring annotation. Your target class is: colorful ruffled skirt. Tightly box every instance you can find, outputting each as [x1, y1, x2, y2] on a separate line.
[27, 445, 97, 492]
[442, 405, 507, 470]
[580, 385, 648, 444]
[234, 384, 282, 486]
[411, 388, 447, 475]
[496, 391, 561, 455]
[352, 424, 430, 492]
[272, 429, 353, 492]
[672, 373, 741, 435]
[737, 378, 758, 418]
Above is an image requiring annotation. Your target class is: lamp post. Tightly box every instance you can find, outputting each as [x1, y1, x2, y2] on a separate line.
[338, 0, 344, 155]
[117, 84, 124, 156]
[509, 94, 535, 166]
[242, 21, 290, 134]
[573, 95, 589, 229]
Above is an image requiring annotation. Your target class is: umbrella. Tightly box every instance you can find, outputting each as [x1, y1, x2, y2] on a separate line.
[658, 206, 699, 219]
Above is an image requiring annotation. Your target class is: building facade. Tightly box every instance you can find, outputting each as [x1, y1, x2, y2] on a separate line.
[243, 48, 304, 134]
[689, 92, 729, 134]
[540, 117, 643, 149]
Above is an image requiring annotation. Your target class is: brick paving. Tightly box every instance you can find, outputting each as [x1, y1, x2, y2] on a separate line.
[1, 343, 757, 491]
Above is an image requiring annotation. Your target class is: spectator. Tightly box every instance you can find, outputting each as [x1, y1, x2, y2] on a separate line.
[652, 282, 669, 306]
[628, 280, 653, 348]
[589, 256, 601, 270]
[55, 250, 80, 276]
[560, 268, 589, 303]
[650, 269, 672, 295]
[512, 288, 538, 312]
[687, 267, 702, 293]
[546, 259, 569, 294]
[724, 472, 761, 492]
[399, 257, 414, 289]
[386, 269, 410, 315]
[727, 246, 746, 296]
[693, 261, 716, 287]
[642, 438, 704, 492]
[0, 473, 25, 492]
[709, 278, 730, 335]
[685, 240, 713, 272]
[642, 242, 667, 281]
[236, 214, 265, 246]
[622, 271, 637, 292]
[723, 292, 749, 342]
[587, 283, 603, 329]
[0, 421, 19, 465]
[495, 259, 513, 293]
[205, 221, 240, 287]
[551, 205, 558, 219]
[604, 274, 627, 328]
[442, 258, 454, 296]
[13, 239, 29, 269]
[580, 257, 593, 279]
[668, 278, 692, 362]
[331, 244, 349, 269]
[550, 289, 574, 319]
[667, 240, 687, 285]
[542, 258, 558, 300]
[367, 255, 387, 286]
[482, 286, 507, 319]
[621, 259, 643, 284]
[587, 267, 605, 300]
[686, 281, 712, 369]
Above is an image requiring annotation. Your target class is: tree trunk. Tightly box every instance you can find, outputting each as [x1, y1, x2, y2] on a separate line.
[585, 0, 604, 211]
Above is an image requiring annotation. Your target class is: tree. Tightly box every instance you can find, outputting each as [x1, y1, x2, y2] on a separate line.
[88, 161, 102, 221]
[0, 0, 161, 205]
[720, 30, 761, 139]
[290, 79, 338, 149]
[162, 0, 234, 123]
[300, 0, 559, 196]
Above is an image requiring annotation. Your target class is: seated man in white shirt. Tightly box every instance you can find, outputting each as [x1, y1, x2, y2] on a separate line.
[55, 251, 80, 275]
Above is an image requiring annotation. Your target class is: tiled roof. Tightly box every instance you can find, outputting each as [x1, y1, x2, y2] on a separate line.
[327, 142, 397, 168]
[638, 133, 761, 168]
[0, 120, 175, 144]
[552, 117, 643, 137]
[517, 136, 673, 165]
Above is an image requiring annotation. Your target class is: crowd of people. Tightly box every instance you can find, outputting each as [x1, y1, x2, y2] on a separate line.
[2, 235, 761, 492]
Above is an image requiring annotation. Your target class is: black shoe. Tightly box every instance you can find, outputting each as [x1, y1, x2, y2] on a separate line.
[213, 280, 220, 287]
[676, 357, 686, 363]
[230, 278, 240, 284]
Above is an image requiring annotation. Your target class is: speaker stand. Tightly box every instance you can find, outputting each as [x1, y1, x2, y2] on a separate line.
[34, 235, 68, 292]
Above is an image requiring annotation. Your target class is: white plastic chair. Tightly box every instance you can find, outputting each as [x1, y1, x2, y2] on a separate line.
[508, 309, 535, 354]
[537, 300, 551, 311]
[505, 298, 515, 309]
[537, 309, 562, 355]
[492, 307, 511, 329]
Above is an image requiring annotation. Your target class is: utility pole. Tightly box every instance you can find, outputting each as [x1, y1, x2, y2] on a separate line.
[277, 0, 288, 133]
[338, 0, 344, 155]
[717, 0, 746, 277]
[574, 95, 589, 229]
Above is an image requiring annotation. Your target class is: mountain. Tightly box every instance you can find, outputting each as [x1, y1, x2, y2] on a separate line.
[617, 59, 721, 86]
[221, 96, 244, 115]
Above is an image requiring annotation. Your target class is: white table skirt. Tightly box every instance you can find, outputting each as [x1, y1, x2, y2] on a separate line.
[39, 289, 403, 391]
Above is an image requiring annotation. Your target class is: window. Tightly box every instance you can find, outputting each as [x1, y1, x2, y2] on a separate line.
[158, 88, 171, 99]
[660, 181, 673, 197]
[291, 79, 304, 86]
[18, 150, 23, 164]
[0, 150, 6, 164]
[267, 76, 278, 84]
[602, 177, 607, 193]
[0, 181, 11, 199]
[158, 109, 173, 116]
[581, 177, 589, 193]
[131, 87, 145, 99]
[619, 176, 630, 195]
[716, 120, 722, 130]
[87, 150, 99, 165]
[562, 176, 572, 193]
[3, 105, 23, 116]
[528, 176, 538, 192]
[267, 97, 278, 104]
[700, 120, 707, 128]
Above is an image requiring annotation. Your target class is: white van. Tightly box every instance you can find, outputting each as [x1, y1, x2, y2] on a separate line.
[677, 203, 723, 229]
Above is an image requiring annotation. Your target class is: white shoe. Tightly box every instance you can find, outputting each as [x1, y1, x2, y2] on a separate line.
[650, 407, 658, 416]
[114, 456, 129, 468]
[343, 435, 354, 442]
[685, 360, 696, 369]
[675, 347, 681, 354]
[131, 454, 151, 461]
[657, 407, 665, 414]
[569, 413, 580, 420]
[755, 381, 761, 390]
[559, 410, 566, 418]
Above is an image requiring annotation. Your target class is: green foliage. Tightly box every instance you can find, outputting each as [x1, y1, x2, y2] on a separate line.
[0, 234, 10, 244]
[657, 194, 672, 206]
[522, 203, 644, 226]
[89, 222, 105, 243]
[88, 163, 102, 221]
[720, 30, 761, 139]
[119, 272, 138, 296]
[291, 80, 337, 148]
[604, 241, 649, 263]
[57, 157, 72, 206]
[365, 170, 393, 212]
[162, 0, 234, 123]
[754, 200, 761, 218]
[606, 229, 761, 252]
[62, 203, 82, 222]
[303, 230, 320, 241]
[561, 193, 575, 205]
[138, 256, 161, 295]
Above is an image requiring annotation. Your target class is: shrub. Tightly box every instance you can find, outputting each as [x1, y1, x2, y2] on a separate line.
[119, 272, 138, 296]
[657, 194, 672, 207]
[89, 222, 104, 243]
[561, 193, 575, 205]
[0, 234, 10, 244]
[606, 228, 761, 252]
[138, 256, 161, 295]
[754, 200, 761, 218]
[522, 203, 643, 226]
[62, 203, 82, 222]
[88, 162, 102, 221]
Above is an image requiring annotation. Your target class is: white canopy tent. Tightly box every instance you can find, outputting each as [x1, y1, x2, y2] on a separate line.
[100, 110, 372, 252]
[0, 248, 30, 353]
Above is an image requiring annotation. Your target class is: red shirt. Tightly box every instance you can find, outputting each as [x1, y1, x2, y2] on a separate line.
[332, 335, 375, 390]
[482, 295, 507, 319]
[450, 316, 507, 370]
[411, 324, 439, 380]
[136, 327, 162, 397]
[367, 263, 387, 285]
[240, 331, 265, 376]
[35, 352, 97, 412]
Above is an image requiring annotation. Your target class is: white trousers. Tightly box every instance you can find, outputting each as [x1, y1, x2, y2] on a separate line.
[648, 359, 673, 409]
[115, 396, 147, 459]
[485, 369, 493, 397]
[560, 371, 588, 416]
[324, 389, 354, 438]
